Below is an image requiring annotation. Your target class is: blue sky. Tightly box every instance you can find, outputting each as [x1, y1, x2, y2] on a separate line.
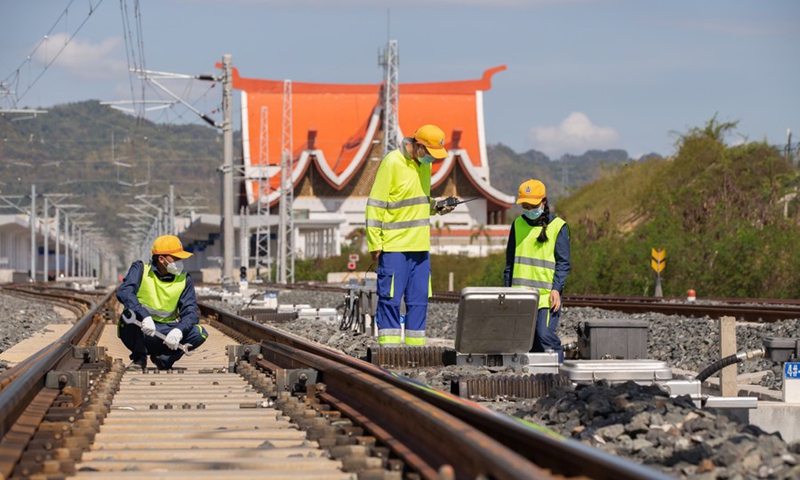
[2, 0, 798, 159]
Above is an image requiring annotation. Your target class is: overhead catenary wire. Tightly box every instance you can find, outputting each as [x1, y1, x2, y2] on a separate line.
[2, 0, 106, 108]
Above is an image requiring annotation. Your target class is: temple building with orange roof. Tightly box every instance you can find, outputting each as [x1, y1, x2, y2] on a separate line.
[178, 62, 515, 280]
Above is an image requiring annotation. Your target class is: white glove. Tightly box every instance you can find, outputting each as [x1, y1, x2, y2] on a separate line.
[141, 316, 156, 337]
[165, 328, 183, 350]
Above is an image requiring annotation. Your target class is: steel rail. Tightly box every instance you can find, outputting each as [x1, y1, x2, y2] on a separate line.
[261, 340, 552, 480]
[0, 290, 112, 439]
[202, 302, 672, 480]
[563, 294, 800, 322]
[245, 282, 800, 321]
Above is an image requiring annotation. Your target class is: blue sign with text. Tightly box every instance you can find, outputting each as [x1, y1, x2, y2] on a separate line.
[784, 362, 800, 379]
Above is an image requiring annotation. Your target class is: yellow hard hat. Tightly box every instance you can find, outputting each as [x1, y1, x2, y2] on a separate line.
[516, 179, 546, 204]
[152, 235, 193, 258]
[413, 124, 448, 159]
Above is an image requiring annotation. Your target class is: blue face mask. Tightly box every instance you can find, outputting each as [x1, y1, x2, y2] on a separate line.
[523, 206, 544, 220]
[418, 153, 435, 165]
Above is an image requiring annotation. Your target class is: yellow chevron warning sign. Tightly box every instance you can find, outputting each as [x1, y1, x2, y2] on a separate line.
[651, 248, 666, 274]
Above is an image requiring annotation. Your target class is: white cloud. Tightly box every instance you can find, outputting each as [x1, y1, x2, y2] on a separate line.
[528, 112, 620, 157]
[31, 34, 127, 80]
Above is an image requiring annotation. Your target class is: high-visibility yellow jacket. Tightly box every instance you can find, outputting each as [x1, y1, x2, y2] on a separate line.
[137, 264, 186, 323]
[366, 147, 432, 253]
[510, 216, 566, 309]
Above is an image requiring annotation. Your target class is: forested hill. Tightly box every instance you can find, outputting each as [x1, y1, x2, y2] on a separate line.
[0, 101, 227, 242]
[1, 100, 643, 241]
[486, 144, 655, 200]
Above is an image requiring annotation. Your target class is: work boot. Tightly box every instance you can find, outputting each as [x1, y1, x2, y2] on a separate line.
[150, 355, 171, 370]
[127, 356, 147, 372]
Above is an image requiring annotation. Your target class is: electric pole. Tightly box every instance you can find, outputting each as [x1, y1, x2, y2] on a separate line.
[221, 54, 235, 284]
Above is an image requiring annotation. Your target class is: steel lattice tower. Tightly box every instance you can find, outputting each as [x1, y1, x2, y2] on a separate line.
[380, 40, 400, 157]
[278, 80, 294, 284]
[255, 106, 271, 281]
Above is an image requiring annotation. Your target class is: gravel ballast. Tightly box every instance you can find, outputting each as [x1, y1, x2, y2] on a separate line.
[216, 287, 800, 480]
[0, 291, 76, 373]
[7, 286, 800, 479]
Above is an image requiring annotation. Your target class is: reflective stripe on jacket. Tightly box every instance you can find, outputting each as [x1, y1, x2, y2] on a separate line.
[510, 216, 567, 309]
[137, 264, 187, 323]
[365, 147, 432, 253]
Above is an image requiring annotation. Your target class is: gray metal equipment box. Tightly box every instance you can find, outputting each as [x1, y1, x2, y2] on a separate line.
[763, 337, 800, 363]
[577, 319, 649, 360]
[455, 287, 540, 354]
[560, 359, 672, 384]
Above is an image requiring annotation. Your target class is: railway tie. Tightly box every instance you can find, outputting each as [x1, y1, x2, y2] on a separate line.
[66, 326, 355, 479]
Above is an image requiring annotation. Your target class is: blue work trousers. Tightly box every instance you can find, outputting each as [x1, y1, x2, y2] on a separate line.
[118, 320, 208, 369]
[532, 307, 563, 362]
[375, 251, 430, 345]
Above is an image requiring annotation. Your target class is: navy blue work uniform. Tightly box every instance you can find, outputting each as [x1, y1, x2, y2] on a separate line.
[117, 260, 208, 369]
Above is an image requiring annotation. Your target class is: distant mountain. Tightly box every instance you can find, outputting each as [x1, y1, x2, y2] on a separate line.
[0, 100, 663, 250]
[486, 144, 661, 201]
[0, 100, 228, 245]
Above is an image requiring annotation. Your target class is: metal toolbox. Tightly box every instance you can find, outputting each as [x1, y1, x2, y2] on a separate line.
[577, 318, 649, 360]
[454, 287, 540, 354]
[763, 337, 800, 362]
[560, 359, 673, 383]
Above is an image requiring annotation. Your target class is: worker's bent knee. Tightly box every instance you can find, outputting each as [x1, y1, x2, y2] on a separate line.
[184, 324, 209, 350]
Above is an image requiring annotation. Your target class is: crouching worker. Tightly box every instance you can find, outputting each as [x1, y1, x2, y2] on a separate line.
[117, 235, 208, 370]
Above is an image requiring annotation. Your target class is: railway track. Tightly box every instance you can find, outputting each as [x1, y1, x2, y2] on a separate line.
[562, 294, 800, 322]
[0, 284, 671, 480]
[275, 282, 800, 322]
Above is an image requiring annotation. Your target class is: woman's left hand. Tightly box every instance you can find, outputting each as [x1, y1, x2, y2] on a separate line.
[550, 290, 561, 312]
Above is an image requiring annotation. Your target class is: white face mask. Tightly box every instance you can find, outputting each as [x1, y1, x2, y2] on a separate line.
[166, 260, 184, 275]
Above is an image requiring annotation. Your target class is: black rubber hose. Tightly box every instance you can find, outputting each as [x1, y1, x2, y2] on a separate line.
[696, 354, 741, 383]
[695, 348, 765, 383]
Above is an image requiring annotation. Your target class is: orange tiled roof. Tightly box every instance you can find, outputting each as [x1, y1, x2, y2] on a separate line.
[231, 65, 509, 207]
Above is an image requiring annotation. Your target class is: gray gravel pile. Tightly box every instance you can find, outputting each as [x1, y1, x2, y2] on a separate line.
[0, 291, 74, 373]
[519, 381, 800, 479]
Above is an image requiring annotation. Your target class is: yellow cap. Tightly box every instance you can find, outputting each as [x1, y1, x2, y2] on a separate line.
[413, 124, 448, 159]
[152, 235, 193, 259]
[516, 179, 546, 204]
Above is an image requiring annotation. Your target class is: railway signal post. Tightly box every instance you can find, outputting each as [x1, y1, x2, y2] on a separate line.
[651, 248, 666, 297]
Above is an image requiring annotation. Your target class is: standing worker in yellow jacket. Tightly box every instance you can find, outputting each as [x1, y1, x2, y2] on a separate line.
[365, 125, 455, 345]
[504, 179, 571, 362]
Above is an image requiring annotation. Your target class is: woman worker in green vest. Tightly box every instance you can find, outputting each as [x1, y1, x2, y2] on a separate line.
[503, 179, 571, 362]
[117, 235, 208, 370]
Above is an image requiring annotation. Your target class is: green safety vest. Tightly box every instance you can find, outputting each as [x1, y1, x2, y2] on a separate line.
[365, 148, 432, 253]
[510, 216, 567, 309]
[137, 264, 186, 323]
